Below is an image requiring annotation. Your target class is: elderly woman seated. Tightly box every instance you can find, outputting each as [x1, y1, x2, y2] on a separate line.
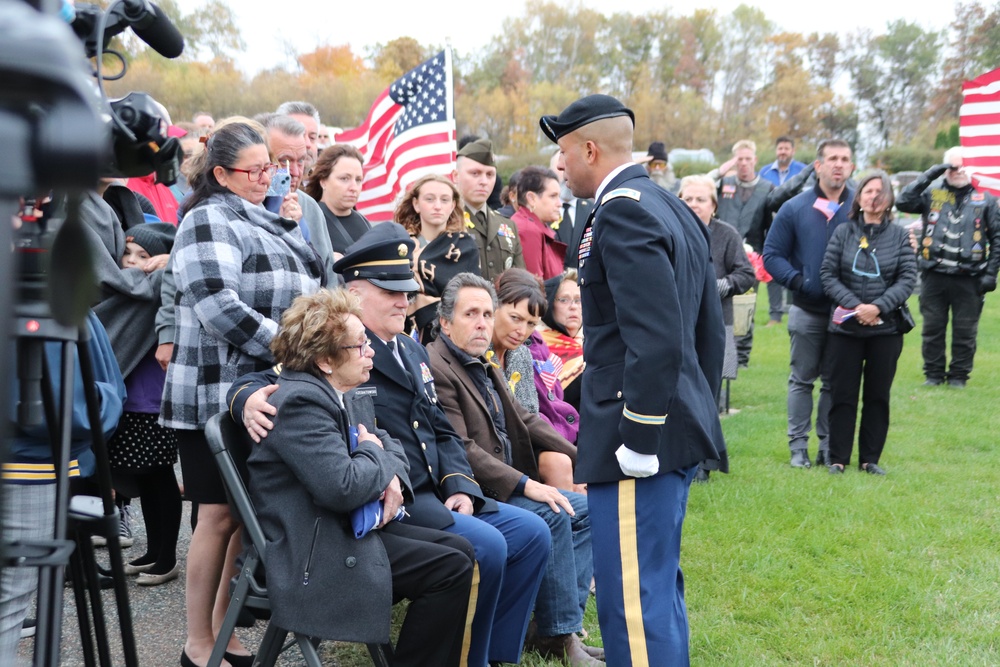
[247, 288, 474, 667]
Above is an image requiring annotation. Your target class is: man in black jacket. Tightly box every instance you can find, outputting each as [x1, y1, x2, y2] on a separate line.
[896, 147, 1000, 386]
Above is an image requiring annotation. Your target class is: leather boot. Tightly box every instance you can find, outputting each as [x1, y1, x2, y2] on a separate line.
[529, 633, 604, 666]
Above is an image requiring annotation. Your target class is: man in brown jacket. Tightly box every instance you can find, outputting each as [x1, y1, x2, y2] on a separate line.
[428, 272, 603, 666]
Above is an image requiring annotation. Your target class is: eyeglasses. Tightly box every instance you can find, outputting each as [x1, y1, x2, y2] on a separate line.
[227, 163, 278, 182]
[340, 338, 373, 358]
[555, 297, 582, 306]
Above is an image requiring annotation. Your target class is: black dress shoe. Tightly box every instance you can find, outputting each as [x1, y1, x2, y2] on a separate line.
[224, 652, 256, 667]
[815, 450, 830, 466]
[947, 378, 967, 388]
[861, 462, 887, 475]
[923, 378, 943, 386]
[693, 468, 710, 483]
[790, 449, 811, 468]
[828, 463, 845, 475]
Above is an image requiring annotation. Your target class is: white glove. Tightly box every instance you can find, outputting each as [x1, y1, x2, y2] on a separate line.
[615, 444, 659, 478]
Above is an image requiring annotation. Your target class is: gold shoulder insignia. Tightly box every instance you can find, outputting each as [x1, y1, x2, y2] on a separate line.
[601, 188, 641, 206]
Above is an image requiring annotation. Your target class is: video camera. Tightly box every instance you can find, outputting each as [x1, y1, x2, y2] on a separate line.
[3, 0, 185, 329]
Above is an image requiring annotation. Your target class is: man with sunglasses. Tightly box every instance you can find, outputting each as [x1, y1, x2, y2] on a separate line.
[896, 147, 1000, 387]
[764, 139, 855, 469]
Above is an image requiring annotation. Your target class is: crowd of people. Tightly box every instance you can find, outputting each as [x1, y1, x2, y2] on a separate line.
[3, 90, 999, 667]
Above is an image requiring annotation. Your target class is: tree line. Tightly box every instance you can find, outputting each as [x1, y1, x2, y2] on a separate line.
[105, 0, 1000, 173]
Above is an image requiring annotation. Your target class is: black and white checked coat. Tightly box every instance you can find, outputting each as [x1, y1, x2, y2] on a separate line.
[161, 192, 321, 430]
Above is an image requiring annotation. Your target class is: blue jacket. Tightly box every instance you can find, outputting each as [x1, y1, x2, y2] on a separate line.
[759, 160, 807, 187]
[6, 312, 126, 483]
[763, 182, 855, 315]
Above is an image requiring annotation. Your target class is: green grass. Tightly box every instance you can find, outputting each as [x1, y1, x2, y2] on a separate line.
[326, 293, 1000, 665]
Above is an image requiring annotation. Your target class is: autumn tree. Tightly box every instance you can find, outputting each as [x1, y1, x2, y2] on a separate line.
[846, 21, 941, 149]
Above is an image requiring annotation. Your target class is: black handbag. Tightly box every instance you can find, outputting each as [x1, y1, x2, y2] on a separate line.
[896, 302, 915, 334]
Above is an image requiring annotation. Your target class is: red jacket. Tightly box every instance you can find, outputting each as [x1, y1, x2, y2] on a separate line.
[126, 174, 180, 224]
[512, 207, 566, 280]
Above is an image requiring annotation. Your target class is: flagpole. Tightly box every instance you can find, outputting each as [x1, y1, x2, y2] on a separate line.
[445, 41, 456, 165]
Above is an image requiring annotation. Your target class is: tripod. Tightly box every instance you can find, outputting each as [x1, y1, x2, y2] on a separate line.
[5, 297, 139, 667]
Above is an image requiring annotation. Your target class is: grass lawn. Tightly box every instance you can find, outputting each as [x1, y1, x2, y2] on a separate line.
[329, 292, 1000, 665]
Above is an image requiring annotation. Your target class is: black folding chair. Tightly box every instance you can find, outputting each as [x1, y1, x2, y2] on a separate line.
[204, 412, 392, 667]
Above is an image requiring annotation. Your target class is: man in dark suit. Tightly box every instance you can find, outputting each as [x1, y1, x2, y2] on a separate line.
[540, 95, 727, 666]
[427, 272, 604, 666]
[230, 223, 549, 667]
[550, 151, 593, 269]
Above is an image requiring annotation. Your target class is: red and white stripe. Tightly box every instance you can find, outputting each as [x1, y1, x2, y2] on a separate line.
[334, 50, 457, 223]
[960, 67, 1000, 196]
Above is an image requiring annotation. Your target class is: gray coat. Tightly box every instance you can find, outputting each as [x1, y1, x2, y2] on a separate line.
[247, 369, 411, 642]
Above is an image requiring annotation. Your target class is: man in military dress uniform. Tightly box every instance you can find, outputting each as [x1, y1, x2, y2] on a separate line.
[540, 95, 726, 666]
[896, 146, 1000, 386]
[454, 138, 526, 282]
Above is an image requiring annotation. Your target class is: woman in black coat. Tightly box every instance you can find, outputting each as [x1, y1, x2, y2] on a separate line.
[247, 288, 474, 666]
[820, 171, 917, 475]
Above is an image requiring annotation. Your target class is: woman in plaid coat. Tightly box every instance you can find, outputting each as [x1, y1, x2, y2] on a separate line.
[160, 120, 321, 667]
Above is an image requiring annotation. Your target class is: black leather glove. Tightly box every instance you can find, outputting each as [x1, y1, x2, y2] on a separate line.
[979, 275, 997, 295]
[929, 163, 951, 179]
[789, 274, 804, 292]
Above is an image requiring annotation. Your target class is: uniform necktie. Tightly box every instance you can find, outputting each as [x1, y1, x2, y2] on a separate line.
[475, 210, 487, 227]
[562, 202, 572, 228]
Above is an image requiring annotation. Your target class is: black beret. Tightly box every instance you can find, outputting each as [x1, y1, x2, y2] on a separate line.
[456, 138, 495, 167]
[333, 222, 420, 292]
[126, 222, 176, 257]
[539, 94, 635, 144]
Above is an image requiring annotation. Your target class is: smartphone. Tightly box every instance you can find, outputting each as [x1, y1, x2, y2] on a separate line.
[267, 166, 291, 199]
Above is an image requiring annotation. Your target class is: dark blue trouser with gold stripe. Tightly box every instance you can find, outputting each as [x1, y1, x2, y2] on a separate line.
[588, 466, 696, 667]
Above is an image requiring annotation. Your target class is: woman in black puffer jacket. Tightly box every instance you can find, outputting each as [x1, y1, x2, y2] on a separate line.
[820, 170, 917, 476]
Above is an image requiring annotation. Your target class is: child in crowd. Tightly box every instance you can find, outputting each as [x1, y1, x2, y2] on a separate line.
[108, 223, 183, 585]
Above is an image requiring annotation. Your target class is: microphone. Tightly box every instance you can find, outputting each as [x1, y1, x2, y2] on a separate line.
[120, 0, 184, 59]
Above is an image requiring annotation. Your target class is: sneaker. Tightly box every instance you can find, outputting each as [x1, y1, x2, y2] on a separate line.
[118, 505, 134, 548]
[20, 618, 36, 638]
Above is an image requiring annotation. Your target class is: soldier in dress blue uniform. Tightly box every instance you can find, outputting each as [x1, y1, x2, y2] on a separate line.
[540, 95, 727, 667]
[229, 223, 549, 667]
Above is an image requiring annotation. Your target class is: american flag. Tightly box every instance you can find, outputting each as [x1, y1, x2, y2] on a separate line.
[334, 49, 456, 223]
[960, 67, 1000, 196]
[534, 354, 563, 392]
[811, 197, 841, 222]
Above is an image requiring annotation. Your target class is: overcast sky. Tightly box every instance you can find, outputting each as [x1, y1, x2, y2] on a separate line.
[174, 0, 941, 72]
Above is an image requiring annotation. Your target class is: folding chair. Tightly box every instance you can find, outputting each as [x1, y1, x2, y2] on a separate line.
[204, 412, 392, 667]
